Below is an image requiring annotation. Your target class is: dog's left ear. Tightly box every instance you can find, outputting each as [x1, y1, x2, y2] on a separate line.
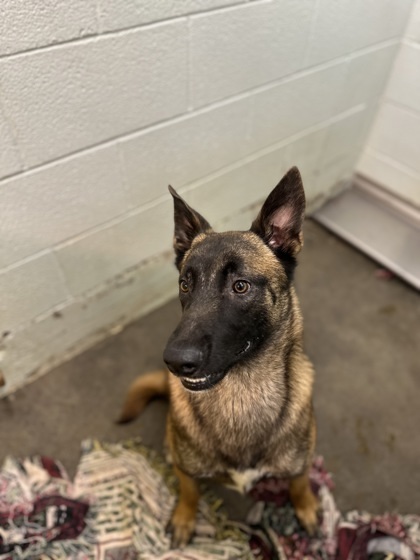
[168, 186, 212, 268]
[250, 167, 305, 257]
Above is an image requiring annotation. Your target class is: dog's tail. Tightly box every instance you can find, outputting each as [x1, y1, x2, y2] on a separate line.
[117, 369, 169, 424]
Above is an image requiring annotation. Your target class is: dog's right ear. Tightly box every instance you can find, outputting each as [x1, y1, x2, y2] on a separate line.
[168, 186, 212, 269]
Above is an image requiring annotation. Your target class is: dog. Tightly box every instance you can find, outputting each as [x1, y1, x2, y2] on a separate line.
[118, 166, 318, 548]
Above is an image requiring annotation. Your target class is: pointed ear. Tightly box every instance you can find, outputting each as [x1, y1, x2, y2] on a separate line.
[168, 185, 212, 269]
[250, 167, 305, 257]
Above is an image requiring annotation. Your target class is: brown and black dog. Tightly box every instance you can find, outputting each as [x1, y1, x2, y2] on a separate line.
[119, 166, 318, 547]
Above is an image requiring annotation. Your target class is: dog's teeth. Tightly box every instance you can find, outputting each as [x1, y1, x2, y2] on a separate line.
[182, 377, 206, 383]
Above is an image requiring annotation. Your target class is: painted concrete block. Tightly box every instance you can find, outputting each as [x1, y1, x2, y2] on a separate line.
[406, 0, 420, 42]
[98, 0, 244, 31]
[306, 0, 413, 66]
[0, 145, 128, 269]
[56, 199, 173, 296]
[190, 0, 313, 107]
[0, 0, 97, 56]
[0, 21, 188, 167]
[366, 102, 420, 174]
[358, 150, 420, 207]
[338, 43, 399, 111]
[119, 96, 253, 207]
[386, 44, 420, 113]
[250, 63, 346, 152]
[0, 108, 22, 179]
[0, 254, 69, 333]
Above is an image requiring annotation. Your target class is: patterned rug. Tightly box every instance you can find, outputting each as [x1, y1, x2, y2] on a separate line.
[0, 439, 419, 560]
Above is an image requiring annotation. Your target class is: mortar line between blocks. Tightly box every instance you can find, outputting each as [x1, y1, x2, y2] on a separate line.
[0, 88, 26, 171]
[402, 38, 420, 49]
[0, 18, 188, 61]
[0, 0, 267, 61]
[0, 103, 367, 275]
[0, 38, 398, 186]
[186, 16, 193, 112]
[3, 250, 176, 343]
[302, 0, 321, 68]
[178, 104, 367, 194]
[0, 249, 51, 276]
[363, 147, 420, 179]
[384, 97, 420, 119]
[51, 251, 75, 300]
[54, 107, 367, 243]
[115, 142, 131, 205]
[94, 0, 102, 34]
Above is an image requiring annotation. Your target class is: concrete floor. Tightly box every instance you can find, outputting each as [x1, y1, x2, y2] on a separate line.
[1, 220, 419, 517]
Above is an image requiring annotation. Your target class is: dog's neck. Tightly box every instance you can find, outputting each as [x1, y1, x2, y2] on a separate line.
[190, 323, 301, 426]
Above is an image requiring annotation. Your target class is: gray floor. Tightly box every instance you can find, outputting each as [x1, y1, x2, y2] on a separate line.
[1, 220, 419, 517]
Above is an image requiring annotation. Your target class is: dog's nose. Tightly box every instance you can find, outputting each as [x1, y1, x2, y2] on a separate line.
[163, 345, 203, 377]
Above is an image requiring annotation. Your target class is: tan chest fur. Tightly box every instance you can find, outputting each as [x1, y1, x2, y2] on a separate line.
[168, 337, 315, 480]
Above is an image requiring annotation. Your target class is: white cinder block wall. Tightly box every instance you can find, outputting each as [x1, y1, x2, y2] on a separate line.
[358, 0, 420, 207]
[0, 0, 414, 395]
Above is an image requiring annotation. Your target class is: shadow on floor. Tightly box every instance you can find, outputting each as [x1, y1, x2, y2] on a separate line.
[1, 220, 419, 516]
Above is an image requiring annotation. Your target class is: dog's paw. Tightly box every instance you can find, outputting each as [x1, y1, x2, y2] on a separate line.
[294, 493, 320, 536]
[166, 504, 196, 549]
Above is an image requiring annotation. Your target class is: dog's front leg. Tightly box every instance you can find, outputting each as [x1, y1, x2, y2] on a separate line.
[289, 471, 319, 535]
[167, 464, 199, 548]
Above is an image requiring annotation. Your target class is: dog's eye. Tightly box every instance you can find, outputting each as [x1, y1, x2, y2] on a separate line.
[233, 280, 250, 294]
[180, 279, 189, 293]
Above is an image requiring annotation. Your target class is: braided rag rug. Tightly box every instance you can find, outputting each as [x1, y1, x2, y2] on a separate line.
[0, 439, 419, 560]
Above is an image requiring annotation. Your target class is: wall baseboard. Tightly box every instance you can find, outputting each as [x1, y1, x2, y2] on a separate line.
[313, 175, 420, 290]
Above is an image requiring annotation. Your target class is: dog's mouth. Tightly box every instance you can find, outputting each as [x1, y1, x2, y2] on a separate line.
[180, 341, 252, 392]
[236, 340, 251, 356]
[180, 369, 227, 392]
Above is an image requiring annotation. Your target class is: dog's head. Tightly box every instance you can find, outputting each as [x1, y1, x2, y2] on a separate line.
[163, 167, 305, 391]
